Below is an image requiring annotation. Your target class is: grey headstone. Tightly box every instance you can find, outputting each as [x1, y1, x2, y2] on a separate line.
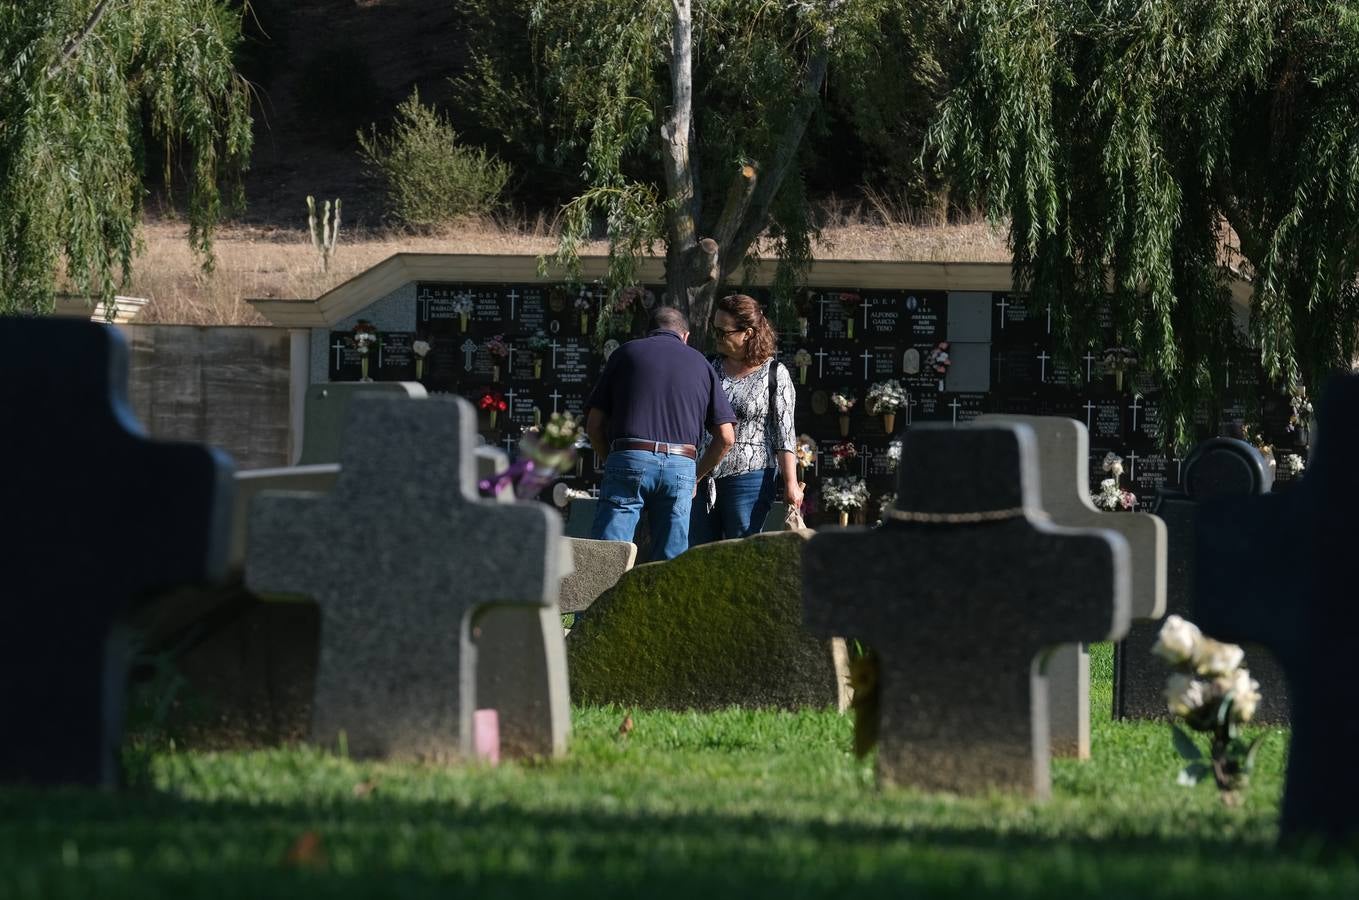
[944, 342, 992, 393]
[978, 415, 1165, 757]
[230, 466, 339, 569]
[946, 292, 994, 341]
[1194, 376, 1359, 846]
[245, 394, 569, 761]
[2, 318, 233, 787]
[563, 497, 598, 538]
[297, 381, 426, 465]
[569, 532, 843, 711]
[559, 539, 637, 614]
[803, 424, 1131, 797]
[1113, 437, 1289, 724]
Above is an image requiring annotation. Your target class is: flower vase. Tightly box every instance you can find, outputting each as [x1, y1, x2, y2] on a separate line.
[838, 511, 849, 527]
[838, 414, 850, 437]
[533, 409, 542, 428]
[1114, 370, 1125, 392]
[533, 358, 543, 379]
[492, 364, 500, 383]
[360, 356, 371, 382]
[799, 365, 808, 385]
[415, 359, 424, 380]
[798, 317, 809, 337]
[580, 313, 589, 333]
[459, 313, 468, 333]
[489, 409, 498, 429]
[847, 320, 855, 340]
[883, 412, 896, 434]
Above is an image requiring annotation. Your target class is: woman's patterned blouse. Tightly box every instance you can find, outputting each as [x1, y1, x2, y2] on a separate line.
[704, 356, 798, 479]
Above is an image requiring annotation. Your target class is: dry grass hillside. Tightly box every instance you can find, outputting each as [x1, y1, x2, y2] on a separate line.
[128, 210, 1012, 325]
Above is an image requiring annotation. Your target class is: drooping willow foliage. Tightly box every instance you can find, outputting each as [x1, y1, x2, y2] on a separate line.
[527, 0, 905, 342]
[0, 1, 253, 315]
[929, 0, 1359, 449]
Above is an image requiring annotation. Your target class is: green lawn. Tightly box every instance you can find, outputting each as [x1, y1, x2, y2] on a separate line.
[2, 644, 1351, 898]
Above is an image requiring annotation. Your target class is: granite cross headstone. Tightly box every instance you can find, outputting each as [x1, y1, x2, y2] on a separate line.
[978, 415, 1166, 758]
[296, 381, 426, 465]
[245, 393, 569, 761]
[1195, 376, 1359, 845]
[1112, 437, 1289, 724]
[2, 318, 233, 786]
[803, 424, 1131, 797]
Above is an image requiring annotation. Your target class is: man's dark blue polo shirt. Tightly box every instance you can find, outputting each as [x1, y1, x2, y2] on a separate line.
[585, 329, 736, 446]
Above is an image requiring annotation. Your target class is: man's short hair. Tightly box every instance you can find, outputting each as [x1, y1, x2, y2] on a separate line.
[651, 306, 689, 334]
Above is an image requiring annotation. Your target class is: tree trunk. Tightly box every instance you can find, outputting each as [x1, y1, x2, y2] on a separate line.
[659, 0, 841, 348]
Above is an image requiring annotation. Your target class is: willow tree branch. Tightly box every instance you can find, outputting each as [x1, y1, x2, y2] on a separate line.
[47, 0, 115, 79]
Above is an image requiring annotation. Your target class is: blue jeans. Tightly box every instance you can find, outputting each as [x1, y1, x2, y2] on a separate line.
[688, 467, 776, 547]
[591, 449, 697, 561]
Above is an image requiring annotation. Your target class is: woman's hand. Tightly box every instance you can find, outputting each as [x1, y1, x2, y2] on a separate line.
[784, 478, 805, 511]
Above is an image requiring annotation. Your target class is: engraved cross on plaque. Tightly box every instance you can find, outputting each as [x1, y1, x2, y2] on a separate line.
[815, 348, 829, 378]
[460, 339, 478, 371]
[1037, 351, 1051, 383]
[997, 295, 1010, 328]
[861, 350, 874, 380]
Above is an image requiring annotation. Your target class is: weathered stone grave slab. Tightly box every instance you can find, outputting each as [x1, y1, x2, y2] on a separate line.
[558, 538, 638, 614]
[979, 414, 1165, 757]
[2, 318, 232, 786]
[1113, 437, 1289, 724]
[246, 393, 569, 761]
[568, 531, 844, 710]
[803, 424, 1131, 797]
[1194, 377, 1359, 845]
[296, 381, 426, 464]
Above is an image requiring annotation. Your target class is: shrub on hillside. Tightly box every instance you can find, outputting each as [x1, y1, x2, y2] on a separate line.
[357, 90, 512, 230]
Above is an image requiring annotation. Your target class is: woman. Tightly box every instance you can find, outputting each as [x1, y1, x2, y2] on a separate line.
[690, 293, 802, 545]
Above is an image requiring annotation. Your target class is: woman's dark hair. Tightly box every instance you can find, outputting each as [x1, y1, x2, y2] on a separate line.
[715, 293, 776, 366]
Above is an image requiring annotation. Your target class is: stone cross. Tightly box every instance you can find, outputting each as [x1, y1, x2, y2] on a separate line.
[1112, 437, 1289, 724]
[803, 424, 1131, 797]
[978, 415, 1165, 758]
[1193, 376, 1359, 845]
[996, 295, 1010, 328]
[1, 318, 233, 787]
[297, 381, 427, 465]
[246, 394, 569, 761]
[460, 339, 478, 371]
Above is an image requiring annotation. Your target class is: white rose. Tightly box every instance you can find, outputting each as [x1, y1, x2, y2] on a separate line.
[1165, 673, 1207, 717]
[1152, 615, 1202, 665]
[1192, 638, 1245, 678]
[1218, 668, 1262, 723]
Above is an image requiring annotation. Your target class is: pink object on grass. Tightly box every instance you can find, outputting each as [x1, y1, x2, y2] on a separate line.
[474, 709, 500, 765]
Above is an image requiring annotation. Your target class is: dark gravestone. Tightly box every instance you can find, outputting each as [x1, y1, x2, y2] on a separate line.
[2, 318, 232, 786]
[1195, 376, 1359, 846]
[803, 424, 1130, 797]
[245, 394, 569, 762]
[1113, 438, 1290, 723]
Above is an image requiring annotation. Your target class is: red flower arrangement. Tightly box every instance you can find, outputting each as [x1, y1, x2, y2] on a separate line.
[479, 388, 509, 428]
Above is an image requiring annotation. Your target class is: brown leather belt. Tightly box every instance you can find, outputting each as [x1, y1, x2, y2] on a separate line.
[611, 439, 697, 459]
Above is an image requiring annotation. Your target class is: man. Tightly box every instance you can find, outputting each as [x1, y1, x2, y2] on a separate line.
[584, 306, 736, 560]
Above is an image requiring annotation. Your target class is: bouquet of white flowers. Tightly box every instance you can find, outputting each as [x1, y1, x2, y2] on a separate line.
[821, 475, 870, 525]
[886, 438, 902, 472]
[1153, 615, 1266, 805]
[1093, 452, 1137, 510]
[865, 380, 908, 433]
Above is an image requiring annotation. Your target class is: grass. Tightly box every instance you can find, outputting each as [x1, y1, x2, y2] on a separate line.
[118, 205, 1011, 326]
[3, 644, 1345, 899]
